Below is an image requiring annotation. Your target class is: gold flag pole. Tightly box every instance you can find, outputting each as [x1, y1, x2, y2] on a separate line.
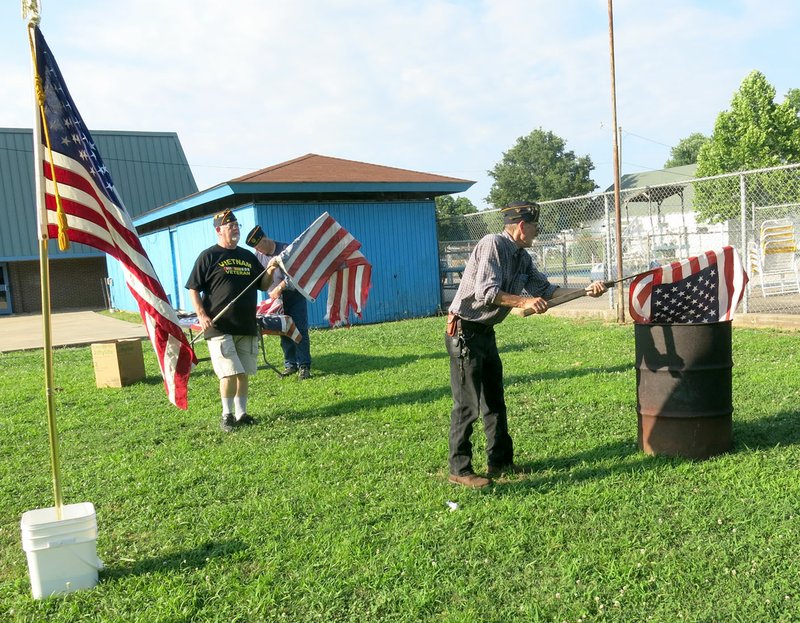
[26, 0, 64, 519]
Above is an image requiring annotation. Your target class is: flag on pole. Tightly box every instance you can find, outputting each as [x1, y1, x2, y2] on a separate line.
[277, 212, 372, 326]
[32, 26, 196, 408]
[629, 246, 748, 324]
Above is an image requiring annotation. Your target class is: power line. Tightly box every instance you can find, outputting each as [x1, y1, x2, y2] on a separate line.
[620, 129, 674, 150]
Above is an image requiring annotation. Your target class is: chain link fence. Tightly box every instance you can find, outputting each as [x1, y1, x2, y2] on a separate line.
[438, 163, 800, 315]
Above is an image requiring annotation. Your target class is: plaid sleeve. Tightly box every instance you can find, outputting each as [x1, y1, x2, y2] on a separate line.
[471, 236, 506, 305]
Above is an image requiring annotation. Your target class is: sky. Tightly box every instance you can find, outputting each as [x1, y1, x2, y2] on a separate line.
[2, 0, 798, 210]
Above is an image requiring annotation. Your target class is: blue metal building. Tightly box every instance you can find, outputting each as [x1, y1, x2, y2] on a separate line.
[108, 154, 474, 326]
[0, 128, 197, 314]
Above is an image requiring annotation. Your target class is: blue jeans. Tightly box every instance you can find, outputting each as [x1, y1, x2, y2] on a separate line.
[445, 323, 513, 476]
[281, 289, 311, 368]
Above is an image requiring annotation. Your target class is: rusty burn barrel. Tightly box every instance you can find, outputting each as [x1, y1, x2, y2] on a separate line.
[635, 321, 733, 459]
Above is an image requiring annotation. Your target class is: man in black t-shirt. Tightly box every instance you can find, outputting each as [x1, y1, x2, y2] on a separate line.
[185, 209, 277, 432]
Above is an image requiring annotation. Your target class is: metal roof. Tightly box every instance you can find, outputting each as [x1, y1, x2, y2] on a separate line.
[613, 164, 698, 193]
[602, 164, 698, 216]
[0, 128, 198, 261]
[135, 153, 474, 233]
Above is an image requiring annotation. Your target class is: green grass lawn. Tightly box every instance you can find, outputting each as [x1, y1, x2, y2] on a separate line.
[1, 314, 799, 622]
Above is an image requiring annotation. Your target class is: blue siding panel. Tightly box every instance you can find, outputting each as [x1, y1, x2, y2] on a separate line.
[0, 130, 37, 260]
[108, 228, 181, 312]
[108, 206, 261, 313]
[142, 230, 178, 308]
[246, 201, 439, 327]
[109, 200, 441, 328]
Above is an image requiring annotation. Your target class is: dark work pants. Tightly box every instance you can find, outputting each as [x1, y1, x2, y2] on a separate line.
[446, 325, 513, 476]
[280, 289, 311, 369]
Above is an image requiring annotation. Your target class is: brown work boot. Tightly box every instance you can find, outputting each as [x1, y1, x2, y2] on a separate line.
[448, 472, 492, 488]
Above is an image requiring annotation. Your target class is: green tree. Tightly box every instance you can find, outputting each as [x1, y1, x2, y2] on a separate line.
[435, 195, 478, 220]
[664, 132, 709, 168]
[694, 71, 800, 222]
[434, 195, 479, 241]
[786, 88, 800, 116]
[486, 128, 598, 234]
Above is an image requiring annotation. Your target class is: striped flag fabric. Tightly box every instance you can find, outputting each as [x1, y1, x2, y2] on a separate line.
[629, 246, 748, 324]
[257, 314, 302, 344]
[32, 26, 196, 409]
[255, 297, 284, 316]
[277, 212, 372, 326]
[255, 298, 301, 342]
[325, 249, 372, 326]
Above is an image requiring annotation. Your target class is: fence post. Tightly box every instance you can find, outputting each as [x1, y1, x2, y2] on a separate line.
[740, 173, 748, 313]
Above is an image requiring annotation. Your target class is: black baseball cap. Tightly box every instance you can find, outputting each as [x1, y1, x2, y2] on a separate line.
[501, 201, 540, 224]
[213, 209, 237, 228]
[245, 225, 265, 247]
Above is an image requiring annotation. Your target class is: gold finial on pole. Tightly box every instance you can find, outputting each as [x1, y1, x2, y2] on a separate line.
[22, 0, 41, 25]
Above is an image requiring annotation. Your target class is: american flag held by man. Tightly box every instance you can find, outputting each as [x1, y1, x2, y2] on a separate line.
[629, 246, 748, 324]
[276, 212, 372, 327]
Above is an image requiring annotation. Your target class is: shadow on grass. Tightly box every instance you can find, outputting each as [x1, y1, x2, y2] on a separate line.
[494, 410, 800, 495]
[506, 364, 631, 384]
[734, 409, 800, 449]
[134, 364, 221, 387]
[134, 375, 177, 387]
[101, 539, 247, 580]
[286, 364, 635, 422]
[311, 351, 446, 376]
[492, 440, 664, 495]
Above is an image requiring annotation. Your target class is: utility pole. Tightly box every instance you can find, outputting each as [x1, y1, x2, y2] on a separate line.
[608, 0, 625, 323]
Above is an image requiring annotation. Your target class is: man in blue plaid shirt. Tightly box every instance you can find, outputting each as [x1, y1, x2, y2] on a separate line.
[445, 201, 607, 488]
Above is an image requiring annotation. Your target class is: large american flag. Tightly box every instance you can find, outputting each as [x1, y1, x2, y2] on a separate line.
[277, 212, 372, 326]
[629, 246, 748, 324]
[33, 26, 196, 408]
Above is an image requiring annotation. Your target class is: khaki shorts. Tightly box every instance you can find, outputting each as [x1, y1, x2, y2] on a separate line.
[207, 334, 258, 378]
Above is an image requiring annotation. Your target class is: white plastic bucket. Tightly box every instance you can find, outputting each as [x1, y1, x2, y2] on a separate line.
[20, 502, 103, 599]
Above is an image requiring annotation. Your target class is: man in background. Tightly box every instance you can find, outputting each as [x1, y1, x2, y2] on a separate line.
[246, 225, 313, 380]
